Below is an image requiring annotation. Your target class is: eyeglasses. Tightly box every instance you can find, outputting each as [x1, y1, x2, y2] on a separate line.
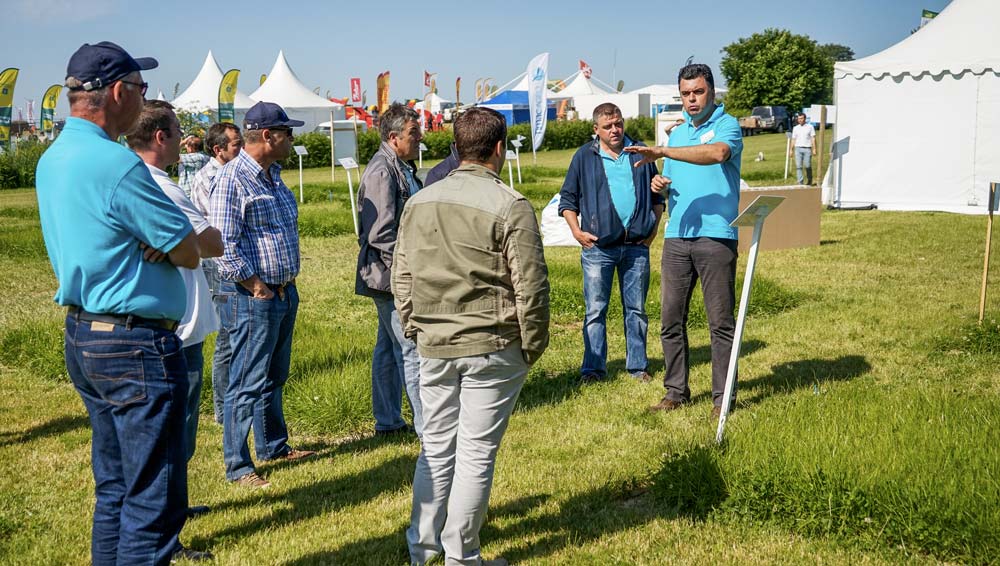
[120, 80, 148, 97]
[268, 126, 293, 135]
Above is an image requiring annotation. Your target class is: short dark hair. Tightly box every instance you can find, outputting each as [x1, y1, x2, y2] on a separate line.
[205, 122, 240, 155]
[125, 99, 175, 150]
[678, 63, 715, 90]
[592, 102, 622, 123]
[454, 107, 506, 163]
[379, 102, 419, 142]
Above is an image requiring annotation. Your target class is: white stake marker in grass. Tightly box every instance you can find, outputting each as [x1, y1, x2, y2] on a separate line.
[505, 150, 517, 187]
[716, 195, 785, 444]
[339, 157, 360, 237]
[294, 145, 308, 203]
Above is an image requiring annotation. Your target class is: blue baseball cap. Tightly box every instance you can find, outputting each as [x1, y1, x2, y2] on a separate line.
[244, 102, 305, 130]
[66, 41, 158, 91]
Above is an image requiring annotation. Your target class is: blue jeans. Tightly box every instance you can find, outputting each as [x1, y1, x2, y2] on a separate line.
[580, 243, 651, 377]
[795, 147, 813, 185]
[181, 343, 204, 462]
[204, 261, 233, 424]
[371, 295, 423, 436]
[64, 313, 188, 566]
[223, 283, 298, 481]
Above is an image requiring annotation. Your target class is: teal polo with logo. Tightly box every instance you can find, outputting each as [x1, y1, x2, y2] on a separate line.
[36, 117, 192, 320]
[662, 104, 743, 240]
[599, 146, 636, 229]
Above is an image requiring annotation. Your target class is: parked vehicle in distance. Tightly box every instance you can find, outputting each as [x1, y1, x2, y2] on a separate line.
[738, 106, 790, 136]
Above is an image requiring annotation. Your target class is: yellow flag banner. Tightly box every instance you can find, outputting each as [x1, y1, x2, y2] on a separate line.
[259, 74, 267, 86]
[455, 77, 461, 107]
[377, 71, 390, 114]
[218, 69, 240, 124]
[0, 68, 20, 147]
[41, 84, 62, 133]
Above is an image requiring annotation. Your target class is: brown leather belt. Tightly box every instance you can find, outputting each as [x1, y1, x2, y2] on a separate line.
[68, 306, 179, 332]
[267, 279, 295, 300]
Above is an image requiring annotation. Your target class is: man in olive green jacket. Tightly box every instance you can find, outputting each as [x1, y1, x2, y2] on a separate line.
[393, 107, 549, 566]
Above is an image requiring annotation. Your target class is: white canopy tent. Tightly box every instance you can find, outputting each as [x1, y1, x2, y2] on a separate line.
[250, 51, 344, 133]
[550, 70, 613, 100]
[413, 92, 453, 114]
[828, 0, 1000, 213]
[172, 51, 256, 118]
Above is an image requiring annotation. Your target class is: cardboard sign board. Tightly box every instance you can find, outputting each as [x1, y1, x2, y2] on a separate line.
[736, 188, 818, 252]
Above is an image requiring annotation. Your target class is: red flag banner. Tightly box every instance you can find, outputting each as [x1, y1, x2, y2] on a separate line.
[350, 78, 361, 103]
[579, 59, 593, 79]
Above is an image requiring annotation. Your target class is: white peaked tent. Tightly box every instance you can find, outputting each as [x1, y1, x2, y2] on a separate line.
[250, 51, 343, 133]
[829, 0, 1000, 213]
[414, 92, 453, 114]
[551, 70, 613, 99]
[172, 51, 256, 115]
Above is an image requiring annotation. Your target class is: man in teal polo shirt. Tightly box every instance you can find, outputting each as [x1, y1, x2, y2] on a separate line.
[559, 103, 664, 384]
[626, 63, 743, 418]
[35, 41, 207, 564]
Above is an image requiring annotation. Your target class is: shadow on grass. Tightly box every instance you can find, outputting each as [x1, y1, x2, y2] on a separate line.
[690, 354, 871, 408]
[193, 453, 416, 549]
[0, 414, 89, 448]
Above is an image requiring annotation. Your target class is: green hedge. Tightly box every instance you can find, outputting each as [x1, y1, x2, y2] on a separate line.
[280, 132, 332, 169]
[0, 139, 49, 190]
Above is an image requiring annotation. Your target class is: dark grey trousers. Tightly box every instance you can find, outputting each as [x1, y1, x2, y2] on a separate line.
[660, 237, 737, 406]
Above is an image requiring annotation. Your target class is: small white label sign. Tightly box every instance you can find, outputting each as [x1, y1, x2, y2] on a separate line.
[418, 143, 428, 151]
[338, 157, 359, 169]
[510, 139, 523, 148]
[505, 150, 517, 160]
[293, 145, 308, 156]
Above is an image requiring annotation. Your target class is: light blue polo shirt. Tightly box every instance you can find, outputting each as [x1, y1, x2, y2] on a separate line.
[599, 146, 636, 229]
[36, 117, 192, 320]
[662, 104, 743, 240]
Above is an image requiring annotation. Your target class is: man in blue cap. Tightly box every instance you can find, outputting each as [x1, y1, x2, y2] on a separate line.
[209, 101, 315, 489]
[35, 41, 209, 564]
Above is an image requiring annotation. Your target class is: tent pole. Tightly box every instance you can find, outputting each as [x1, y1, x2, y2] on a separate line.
[980, 182, 997, 324]
[329, 110, 335, 183]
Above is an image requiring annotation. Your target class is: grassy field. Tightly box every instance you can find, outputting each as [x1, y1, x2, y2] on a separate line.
[1, 134, 998, 565]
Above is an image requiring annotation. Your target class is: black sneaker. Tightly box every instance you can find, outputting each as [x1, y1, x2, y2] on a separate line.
[375, 424, 413, 436]
[185, 505, 211, 518]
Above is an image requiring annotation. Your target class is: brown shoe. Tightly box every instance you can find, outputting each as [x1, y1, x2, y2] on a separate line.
[234, 472, 271, 489]
[711, 405, 722, 419]
[631, 371, 653, 383]
[280, 448, 316, 461]
[649, 397, 684, 412]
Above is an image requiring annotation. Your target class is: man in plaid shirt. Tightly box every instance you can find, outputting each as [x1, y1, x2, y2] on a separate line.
[209, 101, 315, 489]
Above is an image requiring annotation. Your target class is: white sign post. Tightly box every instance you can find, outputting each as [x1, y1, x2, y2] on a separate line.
[511, 135, 525, 184]
[784, 131, 792, 180]
[339, 157, 360, 236]
[716, 195, 785, 444]
[294, 145, 309, 203]
[418, 142, 427, 169]
[505, 150, 517, 187]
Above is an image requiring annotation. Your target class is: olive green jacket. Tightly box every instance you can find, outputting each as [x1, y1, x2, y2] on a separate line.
[392, 163, 550, 363]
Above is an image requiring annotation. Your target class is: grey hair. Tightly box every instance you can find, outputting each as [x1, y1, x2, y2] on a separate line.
[379, 103, 419, 141]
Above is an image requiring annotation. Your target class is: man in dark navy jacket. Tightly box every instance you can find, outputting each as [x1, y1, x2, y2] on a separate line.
[559, 103, 664, 383]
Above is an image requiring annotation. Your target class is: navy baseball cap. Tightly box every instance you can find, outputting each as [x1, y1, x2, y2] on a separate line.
[66, 41, 158, 91]
[244, 102, 305, 130]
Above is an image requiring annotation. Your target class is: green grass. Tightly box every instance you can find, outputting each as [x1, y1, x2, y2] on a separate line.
[0, 141, 998, 565]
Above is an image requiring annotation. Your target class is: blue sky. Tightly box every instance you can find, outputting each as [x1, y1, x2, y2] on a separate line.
[6, 0, 950, 119]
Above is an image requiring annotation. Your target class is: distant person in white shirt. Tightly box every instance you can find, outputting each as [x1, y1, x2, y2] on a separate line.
[789, 113, 816, 185]
[128, 101, 223, 519]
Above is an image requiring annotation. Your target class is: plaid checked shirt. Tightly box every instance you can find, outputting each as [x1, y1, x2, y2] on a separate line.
[208, 149, 300, 285]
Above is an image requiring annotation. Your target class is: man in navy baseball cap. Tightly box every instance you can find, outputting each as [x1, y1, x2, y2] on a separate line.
[243, 101, 305, 130]
[66, 41, 157, 93]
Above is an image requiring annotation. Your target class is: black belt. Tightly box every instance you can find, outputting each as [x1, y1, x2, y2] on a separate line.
[68, 306, 179, 332]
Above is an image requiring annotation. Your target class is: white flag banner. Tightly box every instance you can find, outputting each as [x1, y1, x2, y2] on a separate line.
[526, 52, 549, 153]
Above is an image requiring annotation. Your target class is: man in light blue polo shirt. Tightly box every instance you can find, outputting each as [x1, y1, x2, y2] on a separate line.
[560, 103, 664, 383]
[35, 41, 209, 564]
[626, 64, 742, 418]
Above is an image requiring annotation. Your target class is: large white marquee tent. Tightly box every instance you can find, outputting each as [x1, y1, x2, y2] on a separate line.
[172, 51, 256, 119]
[250, 51, 344, 133]
[828, 0, 1000, 213]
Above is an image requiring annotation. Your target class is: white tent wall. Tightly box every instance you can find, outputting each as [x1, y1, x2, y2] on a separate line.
[829, 0, 1000, 214]
[572, 93, 650, 120]
[832, 71, 1000, 213]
